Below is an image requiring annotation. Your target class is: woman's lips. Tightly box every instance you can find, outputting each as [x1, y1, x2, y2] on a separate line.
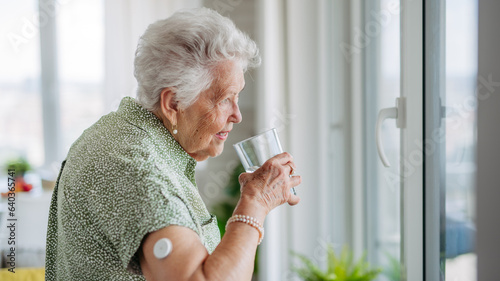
[215, 131, 229, 140]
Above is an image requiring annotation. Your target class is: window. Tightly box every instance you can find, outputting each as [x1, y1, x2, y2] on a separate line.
[1, 0, 43, 167]
[0, 0, 104, 175]
[363, 0, 478, 280]
[364, 0, 402, 277]
[442, 0, 478, 279]
[57, 0, 105, 155]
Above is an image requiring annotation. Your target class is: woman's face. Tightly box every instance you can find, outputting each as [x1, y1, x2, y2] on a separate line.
[176, 60, 244, 161]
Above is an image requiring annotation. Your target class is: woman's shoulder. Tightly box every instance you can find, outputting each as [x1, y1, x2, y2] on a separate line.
[70, 111, 153, 157]
[59, 116, 159, 190]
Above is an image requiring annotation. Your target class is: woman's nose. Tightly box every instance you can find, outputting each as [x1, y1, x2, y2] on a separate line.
[229, 102, 242, 124]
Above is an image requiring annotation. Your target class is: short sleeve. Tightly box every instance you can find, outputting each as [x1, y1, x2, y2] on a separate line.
[87, 148, 198, 275]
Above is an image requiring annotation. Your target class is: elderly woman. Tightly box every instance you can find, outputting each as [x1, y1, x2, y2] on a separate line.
[45, 8, 301, 281]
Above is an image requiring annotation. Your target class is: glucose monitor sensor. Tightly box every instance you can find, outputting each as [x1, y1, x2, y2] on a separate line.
[153, 238, 173, 259]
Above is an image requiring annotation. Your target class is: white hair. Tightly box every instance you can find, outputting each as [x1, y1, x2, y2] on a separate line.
[134, 8, 261, 111]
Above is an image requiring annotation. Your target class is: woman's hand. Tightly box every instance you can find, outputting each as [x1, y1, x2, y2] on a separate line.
[238, 152, 302, 215]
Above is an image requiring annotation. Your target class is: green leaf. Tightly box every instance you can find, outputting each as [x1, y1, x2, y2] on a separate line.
[382, 253, 401, 281]
[5, 157, 31, 177]
[291, 244, 382, 281]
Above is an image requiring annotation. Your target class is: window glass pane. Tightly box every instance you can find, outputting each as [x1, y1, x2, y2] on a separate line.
[0, 0, 43, 167]
[57, 0, 104, 154]
[377, 0, 401, 277]
[0, 0, 104, 170]
[364, 0, 401, 279]
[443, 0, 477, 280]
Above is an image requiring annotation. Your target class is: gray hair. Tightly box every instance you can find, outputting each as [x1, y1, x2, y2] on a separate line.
[134, 8, 261, 111]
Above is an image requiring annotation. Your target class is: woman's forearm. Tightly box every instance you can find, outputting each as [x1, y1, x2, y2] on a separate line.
[196, 197, 267, 281]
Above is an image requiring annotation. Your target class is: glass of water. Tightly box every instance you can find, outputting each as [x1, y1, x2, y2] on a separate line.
[233, 128, 296, 195]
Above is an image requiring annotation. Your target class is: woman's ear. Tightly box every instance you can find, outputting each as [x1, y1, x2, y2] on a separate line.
[158, 88, 179, 125]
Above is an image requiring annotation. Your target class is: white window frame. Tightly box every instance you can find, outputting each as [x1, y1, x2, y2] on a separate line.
[400, 0, 424, 280]
[423, 0, 446, 280]
[39, 0, 62, 167]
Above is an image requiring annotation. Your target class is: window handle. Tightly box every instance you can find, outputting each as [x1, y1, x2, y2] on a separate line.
[376, 97, 405, 167]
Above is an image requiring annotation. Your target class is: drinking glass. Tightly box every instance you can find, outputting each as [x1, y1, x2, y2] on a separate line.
[233, 128, 296, 195]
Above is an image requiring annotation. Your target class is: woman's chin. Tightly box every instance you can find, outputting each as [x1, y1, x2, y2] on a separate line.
[190, 146, 224, 162]
[210, 147, 225, 158]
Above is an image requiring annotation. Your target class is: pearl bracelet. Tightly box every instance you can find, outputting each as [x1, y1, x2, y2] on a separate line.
[226, 214, 265, 245]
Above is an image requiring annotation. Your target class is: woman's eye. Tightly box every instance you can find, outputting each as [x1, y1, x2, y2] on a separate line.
[220, 98, 230, 105]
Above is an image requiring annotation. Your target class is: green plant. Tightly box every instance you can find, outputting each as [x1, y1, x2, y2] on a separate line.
[292, 244, 381, 281]
[383, 253, 401, 281]
[5, 157, 31, 177]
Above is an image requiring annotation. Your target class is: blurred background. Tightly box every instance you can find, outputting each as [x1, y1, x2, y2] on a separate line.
[0, 0, 492, 280]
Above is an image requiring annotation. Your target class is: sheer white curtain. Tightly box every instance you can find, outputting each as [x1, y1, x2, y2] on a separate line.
[255, 1, 355, 280]
[103, 0, 202, 111]
[254, 2, 288, 279]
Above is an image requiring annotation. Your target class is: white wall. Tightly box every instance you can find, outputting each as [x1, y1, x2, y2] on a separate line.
[476, 1, 500, 280]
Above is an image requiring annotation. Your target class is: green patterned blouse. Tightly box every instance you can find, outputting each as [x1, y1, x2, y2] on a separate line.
[45, 97, 221, 280]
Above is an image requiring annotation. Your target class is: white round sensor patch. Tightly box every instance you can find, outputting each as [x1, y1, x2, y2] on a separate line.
[153, 238, 173, 259]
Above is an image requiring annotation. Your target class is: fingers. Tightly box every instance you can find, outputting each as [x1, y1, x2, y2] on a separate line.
[239, 152, 302, 210]
[263, 152, 296, 177]
[238, 172, 250, 186]
[285, 162, 296, 176]
[288, 193, 300, 206]
[289, 174, 302, 186]
[268, 152, 294, 166]
[287, 175, 302, 206]
[265, 151, 301, 192]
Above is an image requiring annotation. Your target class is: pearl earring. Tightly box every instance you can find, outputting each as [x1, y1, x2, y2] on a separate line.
[172, 124, 178, 135]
